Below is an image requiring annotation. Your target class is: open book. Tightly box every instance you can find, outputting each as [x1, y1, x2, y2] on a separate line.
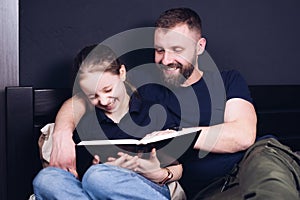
[76, 127, 201, 165]
[77, 127, 201, 146]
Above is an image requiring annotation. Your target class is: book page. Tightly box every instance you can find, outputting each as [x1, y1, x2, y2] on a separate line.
[76, 127, 201, 165]
[138, 127, 201, 145]
[77, 139, 139, 146]
[77, 127, 201, 146]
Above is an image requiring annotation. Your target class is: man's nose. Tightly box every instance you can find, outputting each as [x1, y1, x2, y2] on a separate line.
[162, 51, 174, 66]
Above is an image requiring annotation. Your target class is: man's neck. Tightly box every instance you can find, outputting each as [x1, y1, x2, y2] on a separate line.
[181, 68, 203, 87]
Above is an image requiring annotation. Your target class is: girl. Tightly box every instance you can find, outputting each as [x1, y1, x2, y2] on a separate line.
[33, 44, 184, 200]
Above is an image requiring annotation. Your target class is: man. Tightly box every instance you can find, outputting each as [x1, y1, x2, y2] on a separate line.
[50, 8, 257, 198]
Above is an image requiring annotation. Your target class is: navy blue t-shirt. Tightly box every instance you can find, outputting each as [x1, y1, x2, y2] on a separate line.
[135, 69, 252, 127]
[77, 68, 252, 198]
[77, 93, 177, 141]
[132, 69, 253, 198]
[75, 93, 178, 176]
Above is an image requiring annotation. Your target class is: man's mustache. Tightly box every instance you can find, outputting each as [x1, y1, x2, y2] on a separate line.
[158, 63, 183, 70]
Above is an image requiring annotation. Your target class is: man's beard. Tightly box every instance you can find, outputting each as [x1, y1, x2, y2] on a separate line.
[158, 62, 194, 87]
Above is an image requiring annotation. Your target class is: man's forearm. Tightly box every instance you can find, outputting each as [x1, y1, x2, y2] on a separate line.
[194, 98, 257, 153]
[53, 95, 86, 137]
[49, 95, 87, 172]
[194, 122, 256, 153]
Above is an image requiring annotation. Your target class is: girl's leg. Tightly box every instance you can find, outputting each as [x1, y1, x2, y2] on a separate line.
[82, 164, 170, 200]
[33, 167, 90, 200]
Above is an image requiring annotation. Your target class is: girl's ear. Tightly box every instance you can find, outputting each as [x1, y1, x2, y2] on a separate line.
[119, 64, 127, 81]
[196, 37, 206, 55]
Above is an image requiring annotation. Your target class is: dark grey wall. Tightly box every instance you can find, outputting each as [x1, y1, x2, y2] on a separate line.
[0, 1, 296, 198]
[20, 0, 300, 89]
[0, 0, 18, 199]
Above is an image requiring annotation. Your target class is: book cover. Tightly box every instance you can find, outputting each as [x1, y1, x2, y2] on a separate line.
[77, 127, 201, 146]
[76, 127, 201, 165]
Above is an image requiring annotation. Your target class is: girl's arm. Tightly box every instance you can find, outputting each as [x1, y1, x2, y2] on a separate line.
[105, 148, 182, 184]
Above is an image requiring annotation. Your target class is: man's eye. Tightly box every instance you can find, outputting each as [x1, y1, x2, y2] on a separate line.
[174, 47, 183, 53]
[105, 89, 112, 93]
[155, 48, 164, 54]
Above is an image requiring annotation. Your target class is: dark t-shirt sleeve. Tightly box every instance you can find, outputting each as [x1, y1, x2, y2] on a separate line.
[222, 70, 253, 103]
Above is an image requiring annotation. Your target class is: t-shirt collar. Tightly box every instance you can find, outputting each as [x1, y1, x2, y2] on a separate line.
[96, 93, 142, 123]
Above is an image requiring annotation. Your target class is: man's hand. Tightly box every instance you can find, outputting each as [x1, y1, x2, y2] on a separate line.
[142, 129, 175, 140]
[49, 131, 78, 178]
[48, 95, 87, 178]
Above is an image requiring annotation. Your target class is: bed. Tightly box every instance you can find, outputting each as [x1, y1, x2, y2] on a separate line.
[5, 85, 300, 199]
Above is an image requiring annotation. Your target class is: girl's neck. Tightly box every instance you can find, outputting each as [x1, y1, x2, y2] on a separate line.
[107, 93, 130, 123]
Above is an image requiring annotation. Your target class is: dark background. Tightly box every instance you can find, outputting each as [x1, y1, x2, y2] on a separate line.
[20, 0, 300, 89]
[1, 0, 300, 199]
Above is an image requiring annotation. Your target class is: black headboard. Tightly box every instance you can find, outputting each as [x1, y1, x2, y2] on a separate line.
[249, 85, 300, 150]
[5, 85, 300, 199]
[5, 86, 71, 200]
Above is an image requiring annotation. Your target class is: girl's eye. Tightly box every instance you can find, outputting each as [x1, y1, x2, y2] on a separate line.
[89, 96, 96, 101]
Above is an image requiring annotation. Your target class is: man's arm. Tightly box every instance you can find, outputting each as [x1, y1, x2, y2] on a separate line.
[49, 95, 87, 176]
[194, 98, 257, 153]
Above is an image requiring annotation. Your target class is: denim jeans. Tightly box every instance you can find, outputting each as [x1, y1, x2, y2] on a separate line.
[33, 164, 170, 200]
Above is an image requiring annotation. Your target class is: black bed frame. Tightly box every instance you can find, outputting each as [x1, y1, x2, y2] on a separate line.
[5, 87, 71, 200]
[5, 85, 300, 199]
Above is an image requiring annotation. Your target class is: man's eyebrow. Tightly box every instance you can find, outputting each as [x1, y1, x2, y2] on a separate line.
[172, 45, 184, 49]
[102, 86, 112, 91]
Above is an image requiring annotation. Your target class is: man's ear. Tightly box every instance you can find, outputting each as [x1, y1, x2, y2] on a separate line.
[196, 37, 206, 55]
[119, 64, 127, 81]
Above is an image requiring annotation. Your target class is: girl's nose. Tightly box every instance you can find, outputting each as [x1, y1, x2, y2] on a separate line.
[97, 97, 108, 106]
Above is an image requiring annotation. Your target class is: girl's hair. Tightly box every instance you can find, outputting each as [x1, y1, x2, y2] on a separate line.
[73, 44, 137, 97]
[78, 44, 122, 76]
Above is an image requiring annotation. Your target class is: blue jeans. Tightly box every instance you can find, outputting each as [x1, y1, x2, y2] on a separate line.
[33, 164, 170, 200]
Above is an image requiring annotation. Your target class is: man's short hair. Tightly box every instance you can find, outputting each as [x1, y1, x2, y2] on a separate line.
[155, 8, 202, 35]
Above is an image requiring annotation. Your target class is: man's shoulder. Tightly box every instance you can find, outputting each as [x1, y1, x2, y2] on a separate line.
[220, 69, 252, 102]
[219, 69, 248, 87]
[200, 69, 243, 85]
[220, 69, 243, 80]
